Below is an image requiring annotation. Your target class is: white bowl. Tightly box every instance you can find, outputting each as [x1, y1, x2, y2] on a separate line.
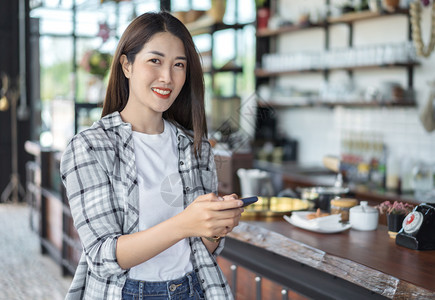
[349, 201, 379, 231]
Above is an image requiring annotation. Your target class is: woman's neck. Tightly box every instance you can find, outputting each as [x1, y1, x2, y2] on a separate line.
[120, 106, 164, 135]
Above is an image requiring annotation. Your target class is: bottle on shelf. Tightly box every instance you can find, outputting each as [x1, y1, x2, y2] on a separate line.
[386, 154, 400, 192]
[412, 161, 434, 202]
[400, 156, 414, 194]
[339, 130, 387, 187]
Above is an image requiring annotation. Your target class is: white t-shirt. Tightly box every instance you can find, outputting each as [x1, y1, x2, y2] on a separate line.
[128, 119, 193, 281]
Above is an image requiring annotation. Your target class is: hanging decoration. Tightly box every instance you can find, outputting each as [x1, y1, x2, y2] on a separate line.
[0, 73, 9, 111]
[98, 22, 111, 43]
[0, 74, 26, 203]
[410, 0, 435, 57]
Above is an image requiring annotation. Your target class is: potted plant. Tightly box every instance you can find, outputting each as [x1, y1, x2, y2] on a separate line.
[256, 0, 270, 30]
[80, 49, 112, 103]
[382, 0, 400, 12]
[80, 49, 112, 78]
[376, 201, 414, 237]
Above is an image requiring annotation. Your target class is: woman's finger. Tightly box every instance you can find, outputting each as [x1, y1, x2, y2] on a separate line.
[222, 193, 238, 201]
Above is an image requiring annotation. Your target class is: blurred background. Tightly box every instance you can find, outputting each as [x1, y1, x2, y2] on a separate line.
[1, 0, 435, 299]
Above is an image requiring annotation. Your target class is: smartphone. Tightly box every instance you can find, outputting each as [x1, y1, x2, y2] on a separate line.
[241, 196, 259, 207]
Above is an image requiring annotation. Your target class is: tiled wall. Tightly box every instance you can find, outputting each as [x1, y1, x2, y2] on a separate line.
[278, 107, 435, 165]
[268, 0, 435, 166]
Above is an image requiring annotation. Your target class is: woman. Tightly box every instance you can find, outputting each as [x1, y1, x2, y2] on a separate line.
[61, 11, 243, 300]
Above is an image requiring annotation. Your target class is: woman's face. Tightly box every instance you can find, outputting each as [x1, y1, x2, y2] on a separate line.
[121, 31, 187, 118]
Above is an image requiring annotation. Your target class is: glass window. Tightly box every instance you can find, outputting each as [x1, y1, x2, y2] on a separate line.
[76, 10, 105, 37]
[76, 37, 110, 103]
[30, 8, 73, 35]
[39, 36, 73, 102]
[33, 0, 256, 145]
[39, 36, 74, 150]
[171, 0, 190, 12]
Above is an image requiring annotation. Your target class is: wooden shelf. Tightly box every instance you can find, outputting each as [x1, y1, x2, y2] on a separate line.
[255, 10, 409, 39]
[255, 62, 420, 78]
[186, 20, 251, 36]
[75, 102, 103, 109]
[213, 95, 241, 100]
[257, 101, 312, 109]
[256, 68, 319, 77]
[256, 22, 325, 37]
[330, 62, 420, 71]
[204, 66, 243, 74]
[258, 100, 417, 109]
[328, 9, 409, 24]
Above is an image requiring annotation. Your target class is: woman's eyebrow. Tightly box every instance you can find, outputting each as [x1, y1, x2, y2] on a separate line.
[148, 50, 187, 60]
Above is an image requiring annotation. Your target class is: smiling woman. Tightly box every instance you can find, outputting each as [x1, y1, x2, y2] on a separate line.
[118, 31, 187, 134]
[60, 11, 242, 300]
[102, 11, 207, 155]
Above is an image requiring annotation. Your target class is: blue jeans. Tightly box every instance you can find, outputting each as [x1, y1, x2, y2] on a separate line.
[122, 271, 205, 300]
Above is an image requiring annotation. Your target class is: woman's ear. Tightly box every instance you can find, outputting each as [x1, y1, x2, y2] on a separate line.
[120, 54, 131, 78]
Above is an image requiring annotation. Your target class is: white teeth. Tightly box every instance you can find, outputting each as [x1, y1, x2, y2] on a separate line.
[152, 88, 171, 95]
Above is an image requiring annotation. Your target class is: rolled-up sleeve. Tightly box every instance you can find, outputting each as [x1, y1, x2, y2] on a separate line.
[61, 135, 126, 278]
[207, 145, 226, 256]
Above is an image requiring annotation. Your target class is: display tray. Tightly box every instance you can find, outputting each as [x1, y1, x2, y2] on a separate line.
[241, 197, 309, 219]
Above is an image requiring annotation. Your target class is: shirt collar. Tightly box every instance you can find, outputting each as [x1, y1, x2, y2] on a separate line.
[99, 111, 194, 144]
[99, 111, 125, 129]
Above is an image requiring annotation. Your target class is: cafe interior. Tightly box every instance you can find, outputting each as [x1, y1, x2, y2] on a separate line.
[1, 0, 435, 299]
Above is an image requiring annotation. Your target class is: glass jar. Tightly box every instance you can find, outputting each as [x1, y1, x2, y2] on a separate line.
[330, 198, 358, 222]
[412, 161, 433, 202]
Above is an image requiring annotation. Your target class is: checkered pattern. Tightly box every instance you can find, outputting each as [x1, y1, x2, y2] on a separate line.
[60, 112, 233, 300]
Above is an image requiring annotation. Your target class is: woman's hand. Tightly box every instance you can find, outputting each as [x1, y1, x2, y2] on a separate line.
[219, 193, 242, 236]
[176, 193, 243, 239]
[116, 193, 243, 269]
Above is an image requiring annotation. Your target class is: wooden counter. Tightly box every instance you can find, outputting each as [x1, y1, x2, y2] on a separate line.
[220, 220, 435, 299]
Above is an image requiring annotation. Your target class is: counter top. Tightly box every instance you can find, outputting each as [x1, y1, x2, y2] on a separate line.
[227, 219, 435, 299]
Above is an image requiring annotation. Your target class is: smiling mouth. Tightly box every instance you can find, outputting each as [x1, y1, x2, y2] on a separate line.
[151, 87, 172, 96]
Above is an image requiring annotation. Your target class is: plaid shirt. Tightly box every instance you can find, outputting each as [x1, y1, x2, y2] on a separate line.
[60, 112, 233, 300]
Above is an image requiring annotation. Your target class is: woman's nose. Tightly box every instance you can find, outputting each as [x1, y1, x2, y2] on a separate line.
[159, 67, 172, 83]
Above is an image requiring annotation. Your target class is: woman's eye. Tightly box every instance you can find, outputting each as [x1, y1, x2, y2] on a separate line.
[150, 58, 160, 63]
[175, 62, 185, 68]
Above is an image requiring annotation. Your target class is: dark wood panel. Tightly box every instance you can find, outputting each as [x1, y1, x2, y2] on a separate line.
[262, 276, 307, 300]
[217, 256, 309, 300]
[243, 219, 435, 293]
[0, 0, 31, 201]
[45, 193, 63, 251]
[235, 264, 257, 300]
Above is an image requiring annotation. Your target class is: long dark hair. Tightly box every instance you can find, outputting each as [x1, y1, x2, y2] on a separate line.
[102, 11, 207, 156]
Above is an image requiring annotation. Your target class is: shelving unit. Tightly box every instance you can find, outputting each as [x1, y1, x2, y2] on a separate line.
[189, 21, 249, 77]
[184, 5, 250, 131]
[257, 99, 417, 109]
[327, 8, 410, 24]
[257, 22, 326, 38]
[255, 62, 420, 78]
[187, 21, 248, 36]
[255, 4, 419, 109]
